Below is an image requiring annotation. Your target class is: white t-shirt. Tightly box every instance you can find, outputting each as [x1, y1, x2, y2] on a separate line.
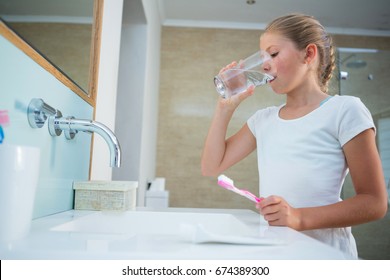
[247, 95, 375, 258]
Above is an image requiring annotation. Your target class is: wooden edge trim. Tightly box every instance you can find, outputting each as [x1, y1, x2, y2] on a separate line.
[0, 19, 95, 106]
[88, 0, 103, 108]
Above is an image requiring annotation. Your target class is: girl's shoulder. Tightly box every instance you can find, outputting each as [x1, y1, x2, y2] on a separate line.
[330, 94, 364, 107]
[250, 105, 281, 120]
[328, 95, 371, 116]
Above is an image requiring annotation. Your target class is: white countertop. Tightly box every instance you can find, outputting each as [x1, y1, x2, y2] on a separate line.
[0, 207, 352, 260]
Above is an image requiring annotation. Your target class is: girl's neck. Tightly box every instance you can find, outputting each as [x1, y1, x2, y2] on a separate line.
[279, 84, 329, 120]
[285, 82, 327, 108]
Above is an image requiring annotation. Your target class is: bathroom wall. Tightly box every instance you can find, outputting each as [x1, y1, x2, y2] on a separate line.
[157, 27, 284, 212]
[112, 0, 162, 207]
[0, 34, 93, 218]
[91, 0, 162, 207]
[338, 49, 390, 260]
[157, 26, 390, 258]
[90, 0, 123, 181]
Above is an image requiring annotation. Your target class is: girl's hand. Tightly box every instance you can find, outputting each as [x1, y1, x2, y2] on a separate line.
[256, 195, 302, 231]
[218, 61, 255, 109]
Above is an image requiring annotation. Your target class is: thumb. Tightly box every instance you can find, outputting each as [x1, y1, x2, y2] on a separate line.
[223, 85, 255, 108]
[237, 85, 255, 101]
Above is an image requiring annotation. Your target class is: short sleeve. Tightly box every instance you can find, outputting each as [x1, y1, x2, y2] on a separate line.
[337, 97, 375, 147]
[247, 111, 258, 137]
[247, 106, 278, 139]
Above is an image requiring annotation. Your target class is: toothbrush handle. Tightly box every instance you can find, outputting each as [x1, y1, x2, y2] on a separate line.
[242, 191, 262, 203]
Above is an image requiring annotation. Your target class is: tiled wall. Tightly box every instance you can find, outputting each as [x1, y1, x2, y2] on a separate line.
[157, 27, 285, 212]
[157, 26, 390, 259]
[0, 34, 93, 218]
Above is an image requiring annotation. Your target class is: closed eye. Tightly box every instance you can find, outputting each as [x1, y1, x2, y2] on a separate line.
[270, 52, 279, 58]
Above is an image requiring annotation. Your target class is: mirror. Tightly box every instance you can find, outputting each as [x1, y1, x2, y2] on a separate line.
[0, 0, 102, 105]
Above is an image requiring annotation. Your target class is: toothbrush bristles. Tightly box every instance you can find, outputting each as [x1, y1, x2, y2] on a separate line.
[217, 174, 261, 203]
[218, 174, 234, 185]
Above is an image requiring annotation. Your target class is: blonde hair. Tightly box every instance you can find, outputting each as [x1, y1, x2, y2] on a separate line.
[265, 14, 335, 93]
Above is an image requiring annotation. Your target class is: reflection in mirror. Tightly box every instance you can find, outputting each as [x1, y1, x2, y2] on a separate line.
[0, 0, 100, 104]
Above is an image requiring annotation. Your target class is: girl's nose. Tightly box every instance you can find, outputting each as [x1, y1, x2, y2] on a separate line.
[263, 61, 272, 72]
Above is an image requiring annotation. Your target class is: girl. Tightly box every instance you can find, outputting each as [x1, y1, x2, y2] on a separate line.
[201, 14, 387, 258]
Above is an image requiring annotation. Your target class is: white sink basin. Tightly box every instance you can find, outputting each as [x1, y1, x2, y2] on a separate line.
[0, 209, 349, 259]
[51, 210, 285, 246]
[52, 210, 255, 237]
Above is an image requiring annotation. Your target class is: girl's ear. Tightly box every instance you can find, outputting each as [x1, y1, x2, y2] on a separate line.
[305, 43, 317, 64]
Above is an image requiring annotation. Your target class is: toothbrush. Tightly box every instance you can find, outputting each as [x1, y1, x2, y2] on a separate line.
[217, 174, 262, 203]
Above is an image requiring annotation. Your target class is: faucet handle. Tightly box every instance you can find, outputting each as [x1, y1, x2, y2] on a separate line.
[27, 98, 62, 129]
[48, 111, 63, 136]
[63, 117, 77, 140]
[49, 116, 78, 140]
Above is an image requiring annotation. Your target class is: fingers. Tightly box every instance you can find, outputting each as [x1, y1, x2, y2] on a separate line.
[219, 84, 255, 108]
[217, 60, 254, 105]
[258, 203, 279, 216]
[240, 84, 255, 98]
[257, 195, 282, 209]
[263, 213, 281, 224]
[256, 196, 301, 230]
[219, 61, 237, 74]
[256, 195, 283, 221]
[232, 85, 255, 103]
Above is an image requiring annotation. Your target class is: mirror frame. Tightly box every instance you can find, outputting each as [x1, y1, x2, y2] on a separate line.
[0, 0, 103, 107]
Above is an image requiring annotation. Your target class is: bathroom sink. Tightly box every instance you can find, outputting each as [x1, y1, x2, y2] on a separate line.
[51, 210, 256, 238]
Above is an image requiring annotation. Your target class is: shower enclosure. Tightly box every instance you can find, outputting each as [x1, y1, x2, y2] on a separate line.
[338, 48, 390, 259]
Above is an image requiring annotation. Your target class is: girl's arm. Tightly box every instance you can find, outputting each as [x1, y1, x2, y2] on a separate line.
[258, 128, 388, 230]
[201, 87, 257, 177]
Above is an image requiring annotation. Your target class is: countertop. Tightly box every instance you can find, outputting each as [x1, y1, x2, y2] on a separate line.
[0, 207, 352, 260]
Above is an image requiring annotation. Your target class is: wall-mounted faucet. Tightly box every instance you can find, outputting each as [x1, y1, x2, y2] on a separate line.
[27, 98, 121, 168]
[50, 117, 121, 167]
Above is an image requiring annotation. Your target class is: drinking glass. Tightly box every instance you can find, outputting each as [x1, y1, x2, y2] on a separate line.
[214, 50, 274, 98]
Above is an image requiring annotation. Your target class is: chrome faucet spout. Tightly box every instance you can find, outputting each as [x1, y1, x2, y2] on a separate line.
[27, 98, 121, 168]
[54, 117, 121, 168]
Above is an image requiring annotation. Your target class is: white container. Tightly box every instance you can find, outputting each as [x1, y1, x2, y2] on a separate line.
[145, 190, 169, 208]
[0, 144, 41, 243]
[145, 177, 169, 208]
[73, 181, 138, 211]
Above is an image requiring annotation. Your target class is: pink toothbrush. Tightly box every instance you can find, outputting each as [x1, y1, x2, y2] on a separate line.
[217, 174, 262, 203]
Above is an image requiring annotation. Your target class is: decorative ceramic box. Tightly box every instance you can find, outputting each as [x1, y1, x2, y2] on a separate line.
[73, 181, 138, 211]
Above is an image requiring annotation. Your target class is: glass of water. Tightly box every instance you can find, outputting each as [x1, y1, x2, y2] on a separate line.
[214, 50, 274, 98]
